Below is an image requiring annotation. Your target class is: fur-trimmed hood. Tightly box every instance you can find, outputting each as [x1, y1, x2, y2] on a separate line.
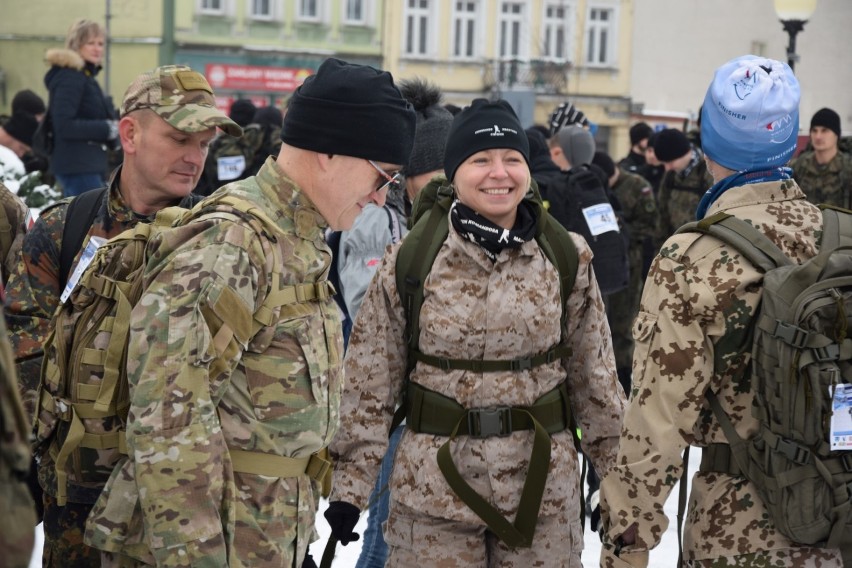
[45, 48, 84, 70]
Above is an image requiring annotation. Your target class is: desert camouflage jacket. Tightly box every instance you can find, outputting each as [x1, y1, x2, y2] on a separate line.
[600, 179, 841, 563]
[84, 157, 343, 567]
[330, 218, 625, 536]
[4, 167, 197, 417]
[790, 150, 852, 210]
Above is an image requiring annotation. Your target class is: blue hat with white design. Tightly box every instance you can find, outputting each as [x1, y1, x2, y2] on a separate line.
[444, 98, 530, 182]
[701, 55, 800, 171]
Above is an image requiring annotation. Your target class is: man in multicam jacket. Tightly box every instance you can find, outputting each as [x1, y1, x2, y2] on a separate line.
[789, 107, 852, 209]
[4, 64, 241, 567]
[83, 57, 415, 567]
[653, 128, 715, 240]
[600, 55, 844, 567]
[0, 314, 37, 568]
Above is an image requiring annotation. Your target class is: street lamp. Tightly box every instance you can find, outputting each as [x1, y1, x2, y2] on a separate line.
[773, 0, 818, 71]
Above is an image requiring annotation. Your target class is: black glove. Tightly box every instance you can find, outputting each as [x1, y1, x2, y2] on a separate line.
[301, 552, 318, 568]
[324, 501, 361, 546]
[588, 489, 601, 534]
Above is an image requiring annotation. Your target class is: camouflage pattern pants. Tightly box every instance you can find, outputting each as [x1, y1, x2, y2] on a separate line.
[42, 492, 100, 568]
[684, 547, 843, 568]
[384, 499, 582, 567]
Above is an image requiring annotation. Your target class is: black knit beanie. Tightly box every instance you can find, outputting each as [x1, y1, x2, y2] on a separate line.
[399, 77, 453, 177]
[811, 107, 841, 138]
[4, 112, 39, 146]
[12, 89, 46, 116]
[629, 122, 654, 146]
[229, 99, 257, 127]
[592, 151, 616, 179]
[281, 58, 416, 166]
[653, 128, 691, 162]
[443, 98, 530, 183]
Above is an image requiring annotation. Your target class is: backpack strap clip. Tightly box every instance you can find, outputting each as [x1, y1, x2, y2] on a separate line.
[468, 407, 513, 438]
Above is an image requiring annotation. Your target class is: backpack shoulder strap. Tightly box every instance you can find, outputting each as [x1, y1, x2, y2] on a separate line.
[818, 205, 852, 250]
[677, 211, 791, 272]
[534, 208, 578, 325]
[59, 187, 108, 289]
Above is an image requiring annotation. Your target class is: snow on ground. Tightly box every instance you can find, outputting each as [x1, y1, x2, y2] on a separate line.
[30, 451, 695, 567]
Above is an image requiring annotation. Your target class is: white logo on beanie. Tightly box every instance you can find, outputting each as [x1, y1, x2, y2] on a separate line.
[474, 124, 519, 137]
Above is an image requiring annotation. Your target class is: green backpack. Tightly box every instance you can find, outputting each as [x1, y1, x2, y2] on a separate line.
[392, 175, 582, 548]
[678, 206, 852, 548]
[34, 194, 334, 506]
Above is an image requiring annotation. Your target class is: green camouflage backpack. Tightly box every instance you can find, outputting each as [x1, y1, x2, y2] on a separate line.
[206, 124, 265, 186]
[679, 206, 852, 548]
[392, 175, 583, 548]
[34, 194, 334, 505]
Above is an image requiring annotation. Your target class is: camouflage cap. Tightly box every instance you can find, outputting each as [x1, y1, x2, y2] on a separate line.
[120, 65, 242, 137]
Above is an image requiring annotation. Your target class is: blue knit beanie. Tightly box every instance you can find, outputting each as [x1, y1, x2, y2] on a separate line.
[701, 55, 800, 171]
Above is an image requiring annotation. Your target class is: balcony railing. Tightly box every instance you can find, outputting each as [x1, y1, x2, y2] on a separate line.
[484, 59, 571, 94]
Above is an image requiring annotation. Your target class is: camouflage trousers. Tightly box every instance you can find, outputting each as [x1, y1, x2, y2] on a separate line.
[0, 471, 36, 568]
[42, 492, 100, 568]
[684, 546, 843, 568]
[384, 499, 582, 567]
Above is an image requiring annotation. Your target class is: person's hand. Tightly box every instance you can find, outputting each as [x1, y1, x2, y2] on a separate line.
[588, 489, 601, 534]
[324, 501, 361, 545]
[301, 552, 318, 568]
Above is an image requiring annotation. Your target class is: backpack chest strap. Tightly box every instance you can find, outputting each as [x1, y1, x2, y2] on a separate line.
[411, 345, 571, 374]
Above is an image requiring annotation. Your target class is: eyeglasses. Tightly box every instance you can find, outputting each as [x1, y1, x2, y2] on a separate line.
[367, 160, 401, 193]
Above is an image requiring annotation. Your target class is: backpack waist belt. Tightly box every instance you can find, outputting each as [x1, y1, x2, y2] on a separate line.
[411, 345, 571, 374]
[405, 380, 571, 549]
[229, 448, 332, 485]
[405, 380, 571, 437]
[699, 443, 743, 477]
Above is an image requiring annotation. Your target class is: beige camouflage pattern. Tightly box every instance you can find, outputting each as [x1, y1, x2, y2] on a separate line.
[330, 218, 625, 552]
[84, 157, 343, 567]
[789, 150, 852, 209]
[0, 314, 36, 568]
[120, 65, 242, 137]
[384, 500, 582, 567]
[657, 152, 715, 239]
[599, 179, 843, 566]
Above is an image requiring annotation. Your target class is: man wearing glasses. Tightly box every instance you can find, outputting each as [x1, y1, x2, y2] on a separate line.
[84, 57, 415, 568]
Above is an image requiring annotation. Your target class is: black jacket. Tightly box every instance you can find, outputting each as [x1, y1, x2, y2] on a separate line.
[44, 49, 113, 176]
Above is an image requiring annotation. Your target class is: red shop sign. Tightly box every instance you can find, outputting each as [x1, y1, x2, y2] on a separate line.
[205, 63, 313, 92]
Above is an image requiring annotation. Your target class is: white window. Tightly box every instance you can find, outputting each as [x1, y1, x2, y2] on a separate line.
[452, 1, 481, 59]
[586, 5, 617, 66]
[404, 0, 433, 57]
[498, 2, 528, 60]
[542, 2, 572, 61]
[250, 0, 273, 20]
[199, 0, 225, 15]
[298, 0, 320, 22]
[344, 0, 367, 25]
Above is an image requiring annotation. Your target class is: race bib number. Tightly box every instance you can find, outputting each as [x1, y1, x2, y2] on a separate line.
[830, 383, 852, 450]
[61, 236, 107, 303]
[582, 203, 620, 236]
[217, 155, 246, 181]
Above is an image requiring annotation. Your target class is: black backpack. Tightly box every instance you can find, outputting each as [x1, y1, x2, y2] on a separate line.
[539, 165, 630, 296]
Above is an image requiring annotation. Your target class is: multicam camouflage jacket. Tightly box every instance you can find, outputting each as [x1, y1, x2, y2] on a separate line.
[790, 150, 852, 210]
[600, 180, 843, 565]
[330, 219, 625, 536]
[0, 182, 29, 287]
[84, 157, 343, 567]
[4, 167, 197, 419]
[657, 149, 715, 239]
[0, 314, 37, 568]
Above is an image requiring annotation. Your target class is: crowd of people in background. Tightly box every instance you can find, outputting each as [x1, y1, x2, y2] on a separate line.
[0, 15, 851, 568]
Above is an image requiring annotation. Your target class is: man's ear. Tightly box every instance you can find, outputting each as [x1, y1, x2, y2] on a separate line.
[118, 116, 139, 155]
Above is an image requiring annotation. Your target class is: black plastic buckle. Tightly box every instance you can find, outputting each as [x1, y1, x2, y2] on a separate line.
[813, 344, 840, 362]
[468, 407, 513, 438]
[510, 358, 533, 371]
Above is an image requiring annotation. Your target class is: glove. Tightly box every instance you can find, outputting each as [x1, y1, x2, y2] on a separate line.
[324, 501, 361, 546]
[301, 553, 318, 568]
[588, 489, 601, 534]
